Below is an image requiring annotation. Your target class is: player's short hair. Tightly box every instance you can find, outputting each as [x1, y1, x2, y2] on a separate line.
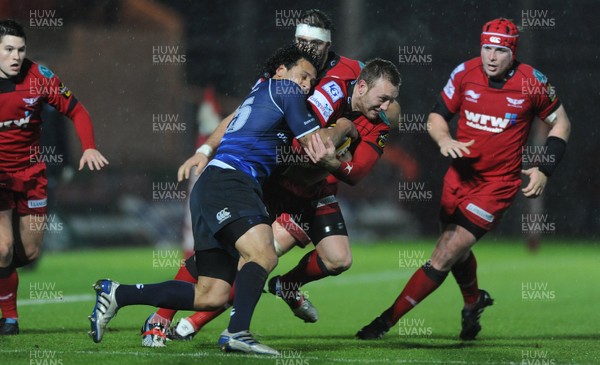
[261, 43, 320, 77]
[0, 19, 26, 42]
[299, 9, 335, 31]
[358, 58, 401, 90]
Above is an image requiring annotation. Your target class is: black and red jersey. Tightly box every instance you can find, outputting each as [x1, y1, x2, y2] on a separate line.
[0, 59, 96, 172]
[319, 51, 363, 81]
[282, 76, 389, 197]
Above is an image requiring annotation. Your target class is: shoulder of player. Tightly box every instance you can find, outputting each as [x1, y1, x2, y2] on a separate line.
[513, 62, 550, 86]
[323, 52, 362, 80]
[27, 59, 57, 80]
[451, 57, 483, 83]
[268, 78, 303, 96]
[315, 76, 346, 91]
[266, 79, 305, 111]
[312, 76, 347, 104]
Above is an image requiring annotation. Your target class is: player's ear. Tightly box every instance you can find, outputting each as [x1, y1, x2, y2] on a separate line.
[274, 64, 288, 79]
[357, 79, 368, 96]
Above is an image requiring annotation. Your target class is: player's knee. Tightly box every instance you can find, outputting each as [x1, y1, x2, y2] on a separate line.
[25, 247, 40, 261]
[0, 239, 14, 261]
[260, 253, 278, 273]
[193, 283, 229, 310]
[322, 253, 352, 274]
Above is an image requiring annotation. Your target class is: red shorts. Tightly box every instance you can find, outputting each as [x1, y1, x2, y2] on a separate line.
[440, 166, 520, 232]
[0, 163, 48, 215]
[264, 176, 346, 247]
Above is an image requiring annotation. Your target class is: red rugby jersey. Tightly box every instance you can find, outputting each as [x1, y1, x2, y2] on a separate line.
[320, 52, 363, 80]
[0, 59, 96, 172]
[439, 57, 560, 179]
[294, 76, 389, 188]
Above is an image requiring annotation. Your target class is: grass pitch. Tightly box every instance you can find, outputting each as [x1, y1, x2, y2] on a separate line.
[1, 239, 598, 364]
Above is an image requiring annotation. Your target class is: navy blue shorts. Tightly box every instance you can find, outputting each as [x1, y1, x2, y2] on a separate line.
[190, 166, 271, 258]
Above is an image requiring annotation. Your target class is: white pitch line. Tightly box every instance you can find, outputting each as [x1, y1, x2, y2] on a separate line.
[0, 348, 526, 364]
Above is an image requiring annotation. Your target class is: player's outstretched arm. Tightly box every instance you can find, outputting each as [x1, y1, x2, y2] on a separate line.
[521, 105, 571, 198]
[79, 148, 109, 171]
[427, 112, 474, 158]
[177, 111, 235, 182]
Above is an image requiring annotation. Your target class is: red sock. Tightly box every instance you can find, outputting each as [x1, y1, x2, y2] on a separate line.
[451, 251, 479, 307]
[188, 281, 235, 330]
[155, 263, 198, 321]
[382, 265, 447, 325]
[280, 250, 329, 289]
[0, 268, 19, 320]
[188, 307, 226, 330]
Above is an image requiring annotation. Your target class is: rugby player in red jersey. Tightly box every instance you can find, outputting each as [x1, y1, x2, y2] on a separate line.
[0, 20, 108, 335]
[357, 18, 570, 341]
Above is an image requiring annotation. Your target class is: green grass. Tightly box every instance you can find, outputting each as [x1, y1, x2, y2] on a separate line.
[1, 240, 598, 364]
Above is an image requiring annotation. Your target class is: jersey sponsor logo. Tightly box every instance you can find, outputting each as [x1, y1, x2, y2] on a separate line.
[443, 79, 455, 99]
[343, 163, 354, 175]
[28, 198, 48, 209]
[321, 81, 343, 103]
[547, 84, 557, 102]
[533, 69, 548, 84]
[216, 207, 231, 224]
[38, 64, 54, 78]
[314, 195, 337, 208]
[489, 36, 501, 44]
[506, 97, 525, 108]
[464, 110, 517, 133]
[0, 113, 31, 129]
[59, 82, 72, 98]
[377, 131, 388, 148]
[466, 203, 494, 223]
[465, 90, 481, 103]
[308, 90, 334, 122]
[23, 96, 40, 107]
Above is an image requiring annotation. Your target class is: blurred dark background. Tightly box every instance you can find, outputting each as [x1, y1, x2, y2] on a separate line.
[1, 0, 597, 249]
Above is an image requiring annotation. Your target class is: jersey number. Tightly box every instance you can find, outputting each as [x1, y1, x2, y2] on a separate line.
[226, 96, 254, 133]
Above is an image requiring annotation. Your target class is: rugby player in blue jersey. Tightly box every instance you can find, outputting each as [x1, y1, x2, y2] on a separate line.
[87, 44, 357, 356]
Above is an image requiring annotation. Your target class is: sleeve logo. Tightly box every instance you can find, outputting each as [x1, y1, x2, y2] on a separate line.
[38, 64, 54, 78]
[308, 90, 334, 122]
[533, 69, 548, 84]
[321, 81, 343, 103]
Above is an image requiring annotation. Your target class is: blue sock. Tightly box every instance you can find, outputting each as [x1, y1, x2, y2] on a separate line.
[114, 280, 195, 310]
[4, 318, 17, 324]
[228, 262, 267, 333]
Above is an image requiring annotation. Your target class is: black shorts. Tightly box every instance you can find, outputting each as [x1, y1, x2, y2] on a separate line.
[195, 249, 238, 285]
[190, 166, 271, 258]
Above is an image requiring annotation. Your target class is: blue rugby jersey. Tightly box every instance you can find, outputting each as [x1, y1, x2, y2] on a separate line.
[210, 78, 319, 185]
